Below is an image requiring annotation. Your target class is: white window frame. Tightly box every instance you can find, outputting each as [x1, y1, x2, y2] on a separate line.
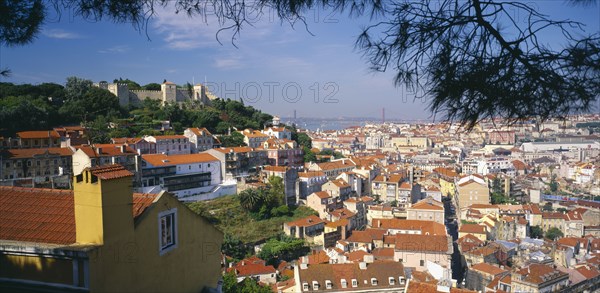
[158, 208, 178, 255]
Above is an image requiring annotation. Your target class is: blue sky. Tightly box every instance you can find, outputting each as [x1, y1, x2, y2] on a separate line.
[1, 1, 598, 120]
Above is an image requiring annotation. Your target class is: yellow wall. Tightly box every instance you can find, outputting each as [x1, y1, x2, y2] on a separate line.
[457, 183, 490, 207]
[85, 192, 224, 292]
[0, 254, 73, 286]
[440, 178, 456, 197]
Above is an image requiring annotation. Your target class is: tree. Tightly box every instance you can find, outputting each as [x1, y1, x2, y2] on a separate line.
[266, 176, 285, 207]
[2, 1, 598, 127]
[64, 76, 93, 102]
[303, 146, 316, 162]
[219, 131, 246, 147]
[545, 227, 564, 240]
[238, 188, 264, 212]
[114, 78, 141, 90]
[296, 133, 312, 149]
[530, 226, 543, 239]
[143, 83, 161, 91]
[258, 236, 309, 266]
[491, 178, 503, 195]
[222, 234, 248, 260]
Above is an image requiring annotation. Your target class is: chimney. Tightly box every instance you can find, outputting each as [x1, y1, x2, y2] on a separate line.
[73, 165, 134, 245]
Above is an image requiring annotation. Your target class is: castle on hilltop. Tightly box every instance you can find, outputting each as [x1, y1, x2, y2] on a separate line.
[94, 81, 219, 107]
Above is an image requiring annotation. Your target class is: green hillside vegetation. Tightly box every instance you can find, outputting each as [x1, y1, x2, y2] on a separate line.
[0, 78, 272, 141]
[187, 194, 317, 244]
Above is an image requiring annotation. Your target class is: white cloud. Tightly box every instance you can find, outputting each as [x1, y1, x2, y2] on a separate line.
[43, 29, 82, 39]
[214, 57, 244, 69]
[152, 5, 279, 50]
[98, 45, 131, 54]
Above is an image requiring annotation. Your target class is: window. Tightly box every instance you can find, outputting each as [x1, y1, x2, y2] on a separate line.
[389, 277, 395, 285]
[341, 279, 347, 288]
[351, 279, 358, 288]
[371, 278, 378, 286]
[420, 260, 425, 266]
[325, 280, 332, 289]
[399, 277, 405, 284]
[158, 208, 177, 255]
[302, 283, 309, 291]
[312, 281, 319, 290]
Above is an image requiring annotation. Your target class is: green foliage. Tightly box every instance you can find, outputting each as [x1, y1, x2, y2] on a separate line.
[219, 131, 246, 147]
[222, 234, 249, 260]
[186, 195, 318, 243]
[556, 207, 568, 213]
[549, 179, 559, 193]
[545, 227, 564, 240]
[303, 146, 316, 162]
[113, 78, 141, 90]
[542, 203, 554, 212]
[296, 133, 312, 148]
[258, 235, 309, 266]
[222, 271, 272, 293]
[530, 226, 543, 239]
[491, 178, 503, 194]
[142, 83, 161, 90]
[319, 149, 344, 159]
[239, 188, 265, 212]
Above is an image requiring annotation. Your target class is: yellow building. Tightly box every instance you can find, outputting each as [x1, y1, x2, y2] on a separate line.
[0, 164, 223, 292]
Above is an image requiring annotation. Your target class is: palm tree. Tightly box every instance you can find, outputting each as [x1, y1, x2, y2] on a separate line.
[238, 188, 264, 212]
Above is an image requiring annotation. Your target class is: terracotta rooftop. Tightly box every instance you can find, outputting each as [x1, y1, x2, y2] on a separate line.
[311, 191, 332, 199]
[371, 218, 447, 236]
[1, 147, 74, 159]
[88, 164, 134, 180]
[514, 264, 568, 285]
[346, 229, 386, 243]
[16, 130, 60, 139]
[0, 186, 157, 245]
[142, 153, 219, 166]
[285, 215, 325, 228]
[410, 198, 444, 211]
[459, 223, 486, 235]
[393, 234, 451, 253]
[298, 171, 326, 178]
[298, 261, 406, 291]
[470, 263, 508, 276]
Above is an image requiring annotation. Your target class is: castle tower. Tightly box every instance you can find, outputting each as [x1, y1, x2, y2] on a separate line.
[193, 83, 206, 104]
[73, 165, 134, 245]
[273, 116, 280, 127]
[161, 81, 177, 104]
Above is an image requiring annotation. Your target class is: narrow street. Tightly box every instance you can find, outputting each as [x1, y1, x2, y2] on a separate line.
[443, 196, 465, 284]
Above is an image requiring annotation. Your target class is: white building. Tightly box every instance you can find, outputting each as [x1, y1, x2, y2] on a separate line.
[140, 153, 235, 200]
[144, 135, 191, 155]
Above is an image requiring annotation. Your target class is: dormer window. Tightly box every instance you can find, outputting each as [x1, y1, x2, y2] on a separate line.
[371, 278, 378, 286]
[399, 277, 405, 284]
[312, 281, 319, 290]
[302, 282, 309, 291]
[389, 277, 395, 285]
[351, 279, 358, 288]
[341, 279, 347, 288]
[325, 280, 332, 289]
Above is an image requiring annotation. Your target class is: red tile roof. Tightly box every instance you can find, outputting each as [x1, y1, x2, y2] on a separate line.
[371, 219, 447, 235]
[1, 147, 74, 159]
[0, 186, 157, 245]
[470, 263, 507, 276]
[459, 223, 486, 234]
[286, 215, 325, 228]
[142, 153, 219, 166]
[406, 280, 477, 293]
[17, 130, 60, 139]
[88, 164, 133, 180]
[393, 234, 451, 253]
